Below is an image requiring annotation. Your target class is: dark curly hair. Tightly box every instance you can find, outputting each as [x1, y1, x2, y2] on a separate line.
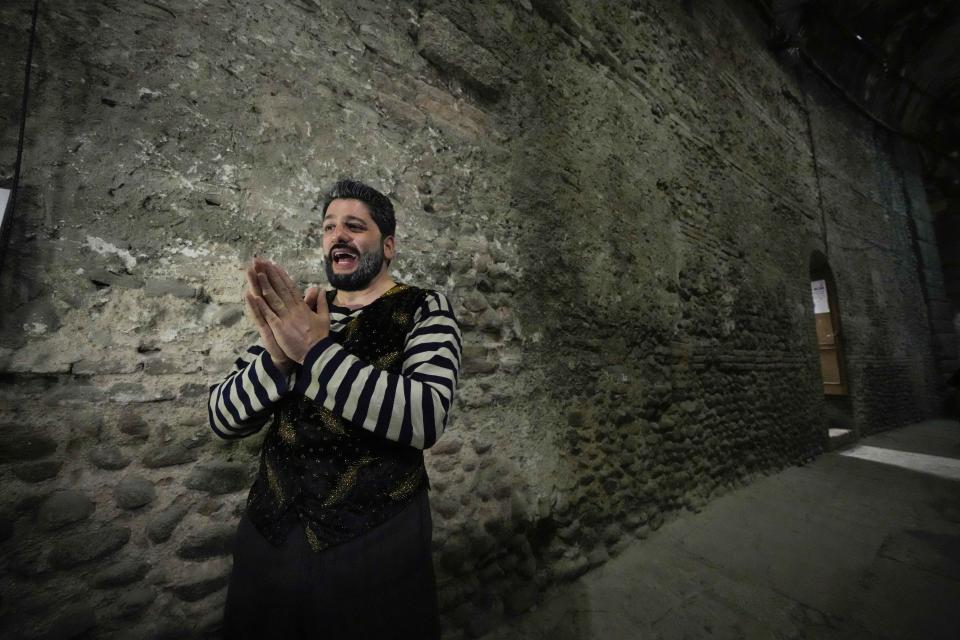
[320, 179, 396, 239]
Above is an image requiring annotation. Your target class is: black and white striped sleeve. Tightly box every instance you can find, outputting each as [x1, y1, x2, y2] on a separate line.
[207, 344, 295, 440]
[293, 290, 462, 450]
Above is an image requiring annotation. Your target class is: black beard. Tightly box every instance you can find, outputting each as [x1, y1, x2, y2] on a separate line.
[324, 242, 385, 291]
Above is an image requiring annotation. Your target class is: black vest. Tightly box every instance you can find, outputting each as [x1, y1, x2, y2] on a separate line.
[245, 283, 431, 551]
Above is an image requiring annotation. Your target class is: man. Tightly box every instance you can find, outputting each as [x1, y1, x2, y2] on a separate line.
[208, 179, 462, 639]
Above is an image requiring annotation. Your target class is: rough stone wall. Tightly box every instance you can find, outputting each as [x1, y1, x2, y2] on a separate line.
[901, 142, 958, 391]
[0, 0, 941, 638]
[802, 73, 942, 433]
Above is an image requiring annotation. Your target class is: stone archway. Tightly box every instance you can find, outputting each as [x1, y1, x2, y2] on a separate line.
[810, 251, 855, 447]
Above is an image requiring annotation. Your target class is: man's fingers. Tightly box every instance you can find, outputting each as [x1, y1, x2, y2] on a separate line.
[254, 295, 280, 325]
[251, 257, 285, 301]
[257, 271, 286, 313]
[246, 265, 263, 298]
[272, 262, 301, 300]
[250, 259, 302, 309]
[244, 292, 264, 327]
[259, 260, 294, 305]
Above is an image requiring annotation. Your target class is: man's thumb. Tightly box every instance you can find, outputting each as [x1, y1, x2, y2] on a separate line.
[304, 286, 319, 311]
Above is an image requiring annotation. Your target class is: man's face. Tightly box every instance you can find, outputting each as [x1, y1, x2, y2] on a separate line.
[321, 198, 395, 291]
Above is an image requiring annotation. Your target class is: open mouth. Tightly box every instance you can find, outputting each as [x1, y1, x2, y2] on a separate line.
[332, 249, 358, 267]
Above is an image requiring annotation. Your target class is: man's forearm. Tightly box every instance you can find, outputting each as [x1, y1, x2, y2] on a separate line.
[208, 345, 293, 439]
[294, 292, 462, 449]
[294, 338, 457, 449]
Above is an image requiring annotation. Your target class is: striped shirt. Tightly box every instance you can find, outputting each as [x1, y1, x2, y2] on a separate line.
[208, 289, 462, 450]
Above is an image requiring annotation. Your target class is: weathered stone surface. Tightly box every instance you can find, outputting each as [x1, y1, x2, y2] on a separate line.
[89, 444, 131, 470]
[17, 589, 60, 617]
[433, 495, 460, 520]
[586, 545, 609, 568]
[86, 269, 144, 289]
[602, 523, 623, 545]
[0, 427, 56, 463]
[113, 587, 157, 618]
[177, 522, 236, 560]
[557, 520, 580, 543]
[553, 555, 590, 581]
[477, 308, 502, 333]
[7, 342, 76, 374]
[42, 384, 106, 405]
[472, 441, 493, 455]
[418, 11, 507, 99]
[147, 500, 190, 543]
[12, 459, 63, 482]
[92, 559, 151, 588]
[431, 436, 463, 456]
[440, 533, 471, 572]
[517, 554, 538, 580]
[72, 357, 138, 375]
[115, 475, 156, 510]
[65, 411, 103, 439]
[118, 410, 150, 438]
[183, 432, 210, 449]
[185, 462, 250, 494]
[143, 355, 202, 375]
[195, 608, 225, 637]
[114, 619, 192, 640]
[16, 299, 62, 336]
[461, 292, 489, 312]
[50, 525, 131, 569]
[465, 592, 504, 638]
[432, 456, 459, 473]
[37, 490, 95, 531]
[7, 544, 45, 578]
[461, 345, 498, 375]
[202, 303, 243, 327]
[14, 492, 48, 514]
[169, 559, 231, 602]
[178, 382, 209, 398]
[0, 508, 15, 542]
[108, 382, 176, 404]
[142, 442, 199, 468]
[40, 603, 97, 640]
[144, 278, 198, 298]
[242, 429, 269, 454]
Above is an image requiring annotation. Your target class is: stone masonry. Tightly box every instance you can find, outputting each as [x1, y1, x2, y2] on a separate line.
[0, 0, 943, 638]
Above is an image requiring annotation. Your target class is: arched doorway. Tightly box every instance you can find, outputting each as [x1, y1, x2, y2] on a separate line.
[810, 255, 847, 396]
[810, 252, 854, 446]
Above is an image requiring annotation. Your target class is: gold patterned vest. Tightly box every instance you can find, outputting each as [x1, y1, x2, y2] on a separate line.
[245, 283, 430, 551]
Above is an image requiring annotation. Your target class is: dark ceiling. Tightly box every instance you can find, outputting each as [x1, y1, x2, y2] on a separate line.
[761, 0, 960, 203]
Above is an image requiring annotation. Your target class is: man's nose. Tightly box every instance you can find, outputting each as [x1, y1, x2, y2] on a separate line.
[330, 225, 352, 242]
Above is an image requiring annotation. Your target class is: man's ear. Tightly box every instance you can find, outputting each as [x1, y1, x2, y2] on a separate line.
[383, 235, 396, 261]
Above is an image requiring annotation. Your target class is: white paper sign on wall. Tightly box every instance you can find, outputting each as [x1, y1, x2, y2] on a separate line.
[811, 279, 830, 314]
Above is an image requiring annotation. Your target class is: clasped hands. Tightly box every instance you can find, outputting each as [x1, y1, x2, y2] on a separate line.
[244, 257, 330, 373]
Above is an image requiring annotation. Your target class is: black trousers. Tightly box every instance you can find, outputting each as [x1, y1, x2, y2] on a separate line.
[223, 490, 440, 639]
